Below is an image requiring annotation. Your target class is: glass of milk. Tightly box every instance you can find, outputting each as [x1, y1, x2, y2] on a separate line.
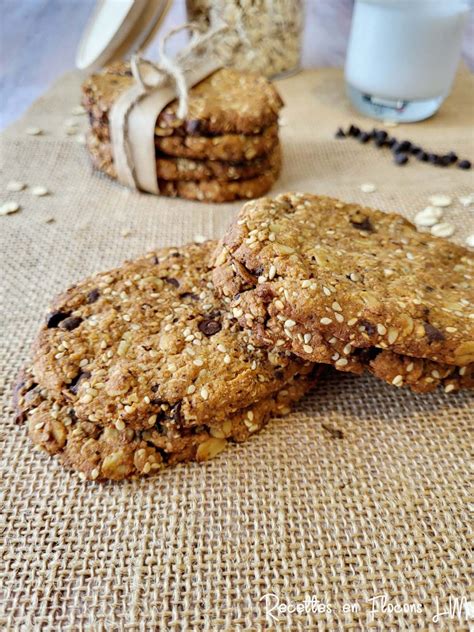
[345, 0, 470, 122]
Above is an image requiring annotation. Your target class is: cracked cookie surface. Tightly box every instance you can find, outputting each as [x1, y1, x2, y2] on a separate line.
[213, 193, 474, 392]
[16, 241, 317, 479]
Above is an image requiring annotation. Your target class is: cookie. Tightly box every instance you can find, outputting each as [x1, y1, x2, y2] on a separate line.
[16, 366, 313, 481]
[213, 193, 474, 392]
[86, 131, 280, 182]
[82, 63, 283, 136]
[155, 124, 279, 161]
[17, 241, 317, 480]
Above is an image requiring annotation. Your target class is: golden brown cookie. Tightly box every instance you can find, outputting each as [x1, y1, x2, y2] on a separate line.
[16, 242, 318, 480]
[86, 131, 280, 181]
[82, 63, 283, 136]
[213, 193, 474, 392]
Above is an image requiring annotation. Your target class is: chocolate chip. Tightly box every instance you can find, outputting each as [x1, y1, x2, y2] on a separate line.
[87, 289, 100, 303]
[359, 132, 371, 143]
[68, 370, 91, 395]
[410, 146, 422, 155]
[387, 137, 397, 148]
[335, 127, 346, 138]
[163, 277, 179, 288]
[458, 159, 471, 170]
[445, 151, 458, 164]
[198, 318, 221, 337]
[151, 384, 160, 392]
[348, 124, 360, 137]
[179, 292, 199, 300]
[423, 322, 445, 342]
[417, 151, 429, 162]
[428, 153, 440, 164]
[394, 153, 409, 166]
[374, 137, 386, 148]
[60, 316, 83, 331]
[393, 140, 411, 153]
[46, 310, 72, 328]
[359, 320, 376, 336]
[350, 216, 374, 232]
[152, 255, 160, 264]
[375, 130, 388, 142]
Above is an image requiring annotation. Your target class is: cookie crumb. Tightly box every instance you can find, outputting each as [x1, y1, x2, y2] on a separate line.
[0, 201, 20, 216]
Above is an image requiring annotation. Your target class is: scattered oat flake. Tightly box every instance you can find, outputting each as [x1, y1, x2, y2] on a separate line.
[414, 206, 443, 227]
[431, 222, 455, 238]
[6, 181, 25, 192]
[31, 186, 49, 197]
[459, 194, 473, 207]
[466, 234, 474, 247]
[360, 183, 376, 193]
[194, 234, 206, 244]
[0, 201, 20, 216]
[428, 194, 452, 207]
[25, 127, 42, 136]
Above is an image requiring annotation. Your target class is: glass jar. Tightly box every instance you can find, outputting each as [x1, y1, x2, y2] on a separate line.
[186, 0, 303, 78]
[345, 0, 470, 122]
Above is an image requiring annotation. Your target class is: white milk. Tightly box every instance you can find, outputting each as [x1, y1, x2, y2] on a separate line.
[345, 0, 470, 121]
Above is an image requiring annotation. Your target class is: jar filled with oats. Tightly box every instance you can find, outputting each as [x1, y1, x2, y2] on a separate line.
[186, 0, 303, 78]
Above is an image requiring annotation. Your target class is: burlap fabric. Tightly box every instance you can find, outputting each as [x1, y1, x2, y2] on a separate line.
[1, 68, 473, 631]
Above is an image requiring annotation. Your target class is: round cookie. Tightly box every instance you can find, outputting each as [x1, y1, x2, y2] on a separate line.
[86, 131, 280, 182]
[82, 63, 283, 136]
[212, 193, 474, 392]
[25, 242, 315, 442]
[16, 366, 314, 481]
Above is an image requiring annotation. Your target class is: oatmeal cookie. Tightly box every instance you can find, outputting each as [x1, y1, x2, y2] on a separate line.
[15, 366, 314, 481]
[22, 242, 316, 444]
[213, 193, 474, 392]
[82, 63, 283, 136]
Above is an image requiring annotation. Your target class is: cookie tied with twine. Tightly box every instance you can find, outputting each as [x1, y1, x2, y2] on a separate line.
[109, 22, 227, 194]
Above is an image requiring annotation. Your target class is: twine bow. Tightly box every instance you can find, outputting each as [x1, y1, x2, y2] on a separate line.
[130, 20, 227, 120]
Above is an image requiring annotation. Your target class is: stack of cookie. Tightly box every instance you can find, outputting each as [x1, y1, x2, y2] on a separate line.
[16, 195, 473, 482]
[82, 65, 283, 202]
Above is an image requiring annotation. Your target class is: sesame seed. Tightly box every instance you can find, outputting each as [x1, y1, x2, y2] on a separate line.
[26, 126, 42, 136]
[123, 314, 131, 322]
[387, 328, 399, 344]
[335, 358, 348, 367]
[247, 410, 254, 421]
[301, 279, 311, 288]
[115, 420, 125, 431]
[274, 300, 284, 310]
[431, 370, 441, 379]
[233, 307, 243, 318]
[377, 324, 387, 335]
[406, 362, 414, 372]
[80, 394, 92, 404]
[347, 318, 358, 326]
[392, 375, 404, 387]
[459, 367, 466, 376]
[187, 385, 196, 394]
[6, 181, 25, 192]
[444, 384, 455, 393]
[445, 326, 457, 333]
[268, 265, 276, 280]
[31, 186, 49, 197]
[284, 319, 296, 328]
[323, 287, 331, 297]
[217, 344, 226, 352]
[335, 313, 344, 323]
[343, 344, 352, 355]
[303, 344, 313, 353]
[332, 301, 342, 312]
[200, 387, 209, 400]
[224, 354, 231, 364]
[193, 358, 204, 367]
[124, 405, 133, 413]
[91, 469, 99, 479]
[303, 333, 312, 343]
[360, 183, 376, 193]
[320, 317, 332, 325]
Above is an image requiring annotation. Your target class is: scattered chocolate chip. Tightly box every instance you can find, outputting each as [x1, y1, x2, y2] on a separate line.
[458, 159, 471, 170]
[151, 384, 160, 392]
[68, 370, 91, 394]
[394, 153, 409, 166]
[321, 423, 344, 439]
[335, 127, 346, 138]
[60, 316, 83, 331]
[348, 124, 360, 137]
[87, 288, 100, 303]
[393, 140, 411, 153]
[423, 322, 445, 342]
[375, 130, 388, 142]
[46, 310, 72, 328]
[163, 277, 179, 288]
[359, 320, 376, 336]
[198, 318, 221, 336]
[387, 137, 397, 148]
[374, 137, 386, 147]
[446, 151, 458, 164]
[428, 153, 439, 164]
[410, 146, 422, 155]
[417, 151, 429, 162]
[350, 216, 374, 232]
[359, 132, 371, 143]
